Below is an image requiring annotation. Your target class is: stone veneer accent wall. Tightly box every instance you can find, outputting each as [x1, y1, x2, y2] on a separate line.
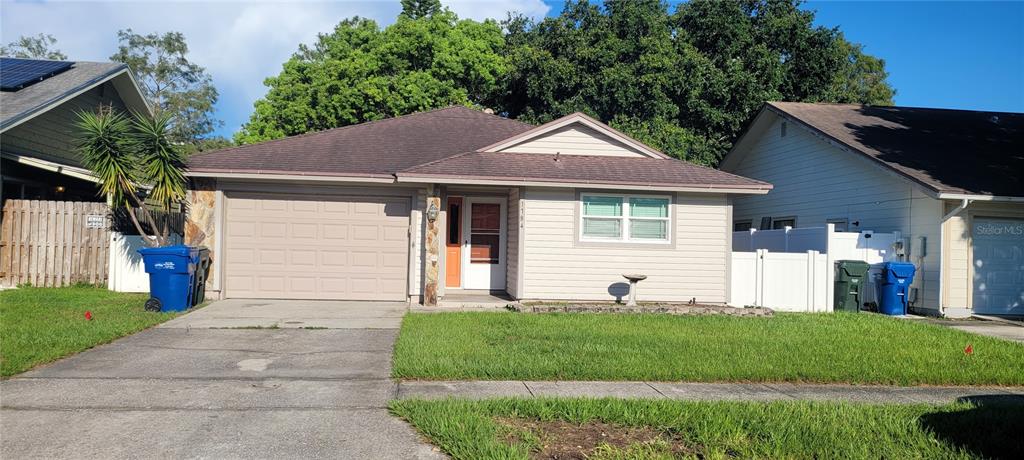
[423, 189, 441, 306]
[185, 178, 218, 290]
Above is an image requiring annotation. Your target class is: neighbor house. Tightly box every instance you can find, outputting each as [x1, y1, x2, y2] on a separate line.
[0, 57, 150, 206]
[721, 102, 1023, 317]
[185, 107, 771, 305]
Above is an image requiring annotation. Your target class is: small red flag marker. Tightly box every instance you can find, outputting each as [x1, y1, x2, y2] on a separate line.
[84, 311, 93, 321]
[964, 344, 973, 355]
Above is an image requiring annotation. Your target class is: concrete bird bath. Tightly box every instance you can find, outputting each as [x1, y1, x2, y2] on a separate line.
[622, 274, 647, 306]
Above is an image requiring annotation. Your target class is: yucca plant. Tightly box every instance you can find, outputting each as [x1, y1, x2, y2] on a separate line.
[76, 106, 186, 247]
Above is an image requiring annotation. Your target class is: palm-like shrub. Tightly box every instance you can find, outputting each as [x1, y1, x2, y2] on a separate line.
[76, 107, 186, 247]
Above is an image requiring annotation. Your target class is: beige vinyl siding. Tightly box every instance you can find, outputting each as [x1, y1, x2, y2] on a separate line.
[506, 187, 521, 298]
[1, 82, 128, 166]
[728, 117, 944, 311]
[942, 201, 1024, 309]
[497, 124, 646, 157]
[520, 187, 729, 302]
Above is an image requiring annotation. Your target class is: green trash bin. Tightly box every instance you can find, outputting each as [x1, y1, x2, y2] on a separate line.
[834, 260, 870, 312]
[191, 247, 211, 307]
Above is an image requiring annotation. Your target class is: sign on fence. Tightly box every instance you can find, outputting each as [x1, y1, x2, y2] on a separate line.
[0, 200, 111, 287]
[86, 214, 107, 229]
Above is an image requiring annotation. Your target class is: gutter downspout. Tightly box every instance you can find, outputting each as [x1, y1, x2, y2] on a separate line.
[942, 198, 972, 222]
[938, 198, 972, 316]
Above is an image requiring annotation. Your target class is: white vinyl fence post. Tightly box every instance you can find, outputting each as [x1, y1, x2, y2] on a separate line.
[755, 249, 766, 307]
[807, 250, 818, 312]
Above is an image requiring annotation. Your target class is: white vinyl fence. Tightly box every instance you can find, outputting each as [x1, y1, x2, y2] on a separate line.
[107, 232, 181, 292]
[731, 250, 831, 312]
[729, 225, 901, 312]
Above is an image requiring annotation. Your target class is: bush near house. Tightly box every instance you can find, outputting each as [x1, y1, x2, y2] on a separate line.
[393, 312, 1024, 385]
[391, 398, 1023, 460]
[0, 286, 179, 377]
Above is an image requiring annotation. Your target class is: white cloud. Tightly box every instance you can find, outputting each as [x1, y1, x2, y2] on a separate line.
[0, 0, 550, 137]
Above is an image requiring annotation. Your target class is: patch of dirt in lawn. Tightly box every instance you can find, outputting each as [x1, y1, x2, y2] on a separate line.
[497, 417, 697, 459]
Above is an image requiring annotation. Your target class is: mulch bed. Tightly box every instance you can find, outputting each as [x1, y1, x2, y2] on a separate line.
[512, 303, 772, 317]
[498, 417, 697, 459]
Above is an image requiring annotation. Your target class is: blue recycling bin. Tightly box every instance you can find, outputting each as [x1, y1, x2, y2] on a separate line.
[138, 245, 199, 312]
[877, 261, 916, 316]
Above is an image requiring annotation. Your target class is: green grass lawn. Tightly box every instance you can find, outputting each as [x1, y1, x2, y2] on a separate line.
[391, 397, 1023, 459]
[0, 285, 180, 377]
[393, 312, 1024, 385]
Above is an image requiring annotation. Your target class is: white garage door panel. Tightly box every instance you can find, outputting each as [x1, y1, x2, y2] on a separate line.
[972, 217, 1024, 315]
[225, 193, 410, 301]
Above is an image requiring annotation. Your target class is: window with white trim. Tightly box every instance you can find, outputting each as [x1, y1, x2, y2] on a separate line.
[580, 194, 670, 243]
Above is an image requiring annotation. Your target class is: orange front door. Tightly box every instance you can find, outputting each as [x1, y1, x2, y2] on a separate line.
[445, 197, 463, 288]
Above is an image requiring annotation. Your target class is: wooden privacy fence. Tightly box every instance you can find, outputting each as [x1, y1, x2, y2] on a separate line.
[0, 200, 111, 287]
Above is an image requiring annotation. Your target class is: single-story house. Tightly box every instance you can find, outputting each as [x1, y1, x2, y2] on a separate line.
[185, 107, 771, 305]
[721, 102, 1023, 317]
[1, 57, 150, 206]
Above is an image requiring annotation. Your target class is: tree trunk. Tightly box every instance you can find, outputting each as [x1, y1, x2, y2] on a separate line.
[127, 194, 167, 247]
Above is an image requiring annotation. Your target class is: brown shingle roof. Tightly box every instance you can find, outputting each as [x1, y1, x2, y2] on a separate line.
[191, 105, 770, 192]
[188, 106, 535, 176]
[397, 152, 771, 191]
[767, 102, 1024, 197]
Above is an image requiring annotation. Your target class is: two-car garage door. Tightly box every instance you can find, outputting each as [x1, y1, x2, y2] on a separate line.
[224, 192, 410, 301]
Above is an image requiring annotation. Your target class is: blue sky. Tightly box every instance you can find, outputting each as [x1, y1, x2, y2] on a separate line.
[807, 0, 1024, 113]
[2, 1, 1021, 139]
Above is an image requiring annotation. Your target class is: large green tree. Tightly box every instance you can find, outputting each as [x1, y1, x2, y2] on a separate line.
[235, 5, 506, 144]
[237, 0, 893, 165]
[1, 33, 67, 60]
[500, 0, 894, 165]
[110, 29, 223, 146]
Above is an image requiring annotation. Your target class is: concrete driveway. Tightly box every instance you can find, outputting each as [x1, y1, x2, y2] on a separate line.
[923, 317, 1024, 343]
[0, 300, 443, 460]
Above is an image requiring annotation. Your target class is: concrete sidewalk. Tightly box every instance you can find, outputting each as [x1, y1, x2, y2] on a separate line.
[397, 380, 1024, 405]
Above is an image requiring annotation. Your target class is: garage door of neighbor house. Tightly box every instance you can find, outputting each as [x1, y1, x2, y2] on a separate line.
[224, 192, 410, 301]
[972, 217, 1024, 315]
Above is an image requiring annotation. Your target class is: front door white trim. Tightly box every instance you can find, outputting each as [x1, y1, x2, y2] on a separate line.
[462, 196, 507, 290]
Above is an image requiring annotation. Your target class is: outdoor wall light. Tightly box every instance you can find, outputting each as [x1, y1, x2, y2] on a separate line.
[427, 201, 439, 222]
[55, 185, 66, 193]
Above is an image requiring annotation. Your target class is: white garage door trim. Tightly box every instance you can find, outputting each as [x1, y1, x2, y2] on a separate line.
[223, 191, 412, 301]
[971, 216, 1024, 315]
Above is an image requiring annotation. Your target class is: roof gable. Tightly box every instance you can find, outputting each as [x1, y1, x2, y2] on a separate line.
[187, 106, 536, 176]
[478, 113, 669, 159]
[0, 60, 150, 132]
[724, 102, 1024, 198]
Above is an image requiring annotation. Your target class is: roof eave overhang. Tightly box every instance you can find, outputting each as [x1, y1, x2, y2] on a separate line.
[186, 170, 396, 184]
[395, 173, 771, 194]
[937, 193, 1024, 202]
[1, 151, 99, 183]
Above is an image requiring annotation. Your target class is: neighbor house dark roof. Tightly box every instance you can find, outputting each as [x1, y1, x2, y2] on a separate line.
[188, 106, 536, 177]
[397, 152, 771, 191]
[765, 102, 1024, 197]
[0, 60, 130, 130]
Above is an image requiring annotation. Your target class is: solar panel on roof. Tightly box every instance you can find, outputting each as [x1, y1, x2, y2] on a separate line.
[0, 58, 74, 91]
